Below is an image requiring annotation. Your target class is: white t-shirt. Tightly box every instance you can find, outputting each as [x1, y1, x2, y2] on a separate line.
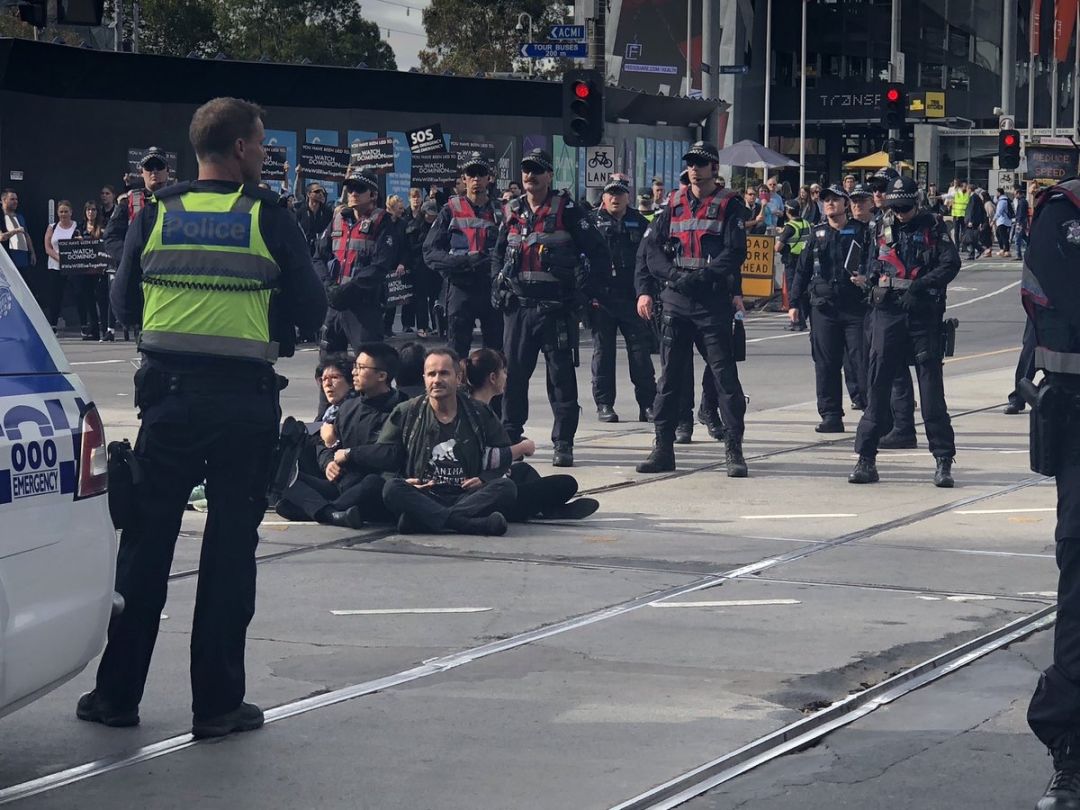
[48, 221, 77, 270]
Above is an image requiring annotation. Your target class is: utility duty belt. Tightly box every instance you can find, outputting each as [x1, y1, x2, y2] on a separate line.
[1019, 377, 1080, 476]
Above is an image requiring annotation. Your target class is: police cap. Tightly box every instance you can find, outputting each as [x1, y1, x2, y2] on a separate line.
[784, 197, 801, 212]
[881, 175, 919, 207]
[521, 148, 554, 173]
[819, 184, 850, 202]
[603, 173, 631, 195]
[139, 147, 169, 171]
[344, 169, 379, 193]
[460, 152, 493, 176]
[849, 183, 874, 199]
[682, 141, 720, 163]
[868, 166, 900, 193]
[420, 199, 440, 216]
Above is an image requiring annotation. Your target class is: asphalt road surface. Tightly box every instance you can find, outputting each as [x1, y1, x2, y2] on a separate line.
[0, 260, 1058, 810]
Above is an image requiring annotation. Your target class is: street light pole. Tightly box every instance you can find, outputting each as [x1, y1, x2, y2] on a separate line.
[763, 0, 772, 148]
[516, 12, 534, 77]
[954, 116, 975, 185]
[798, 0, 807, 188]
[684, 0, 692, 95]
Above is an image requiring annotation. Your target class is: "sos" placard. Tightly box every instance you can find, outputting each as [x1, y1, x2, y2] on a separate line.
[406, 124, 447, 156]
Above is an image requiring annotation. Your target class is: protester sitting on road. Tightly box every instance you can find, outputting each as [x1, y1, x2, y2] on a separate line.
[277, 344, 407, 528]
[397, 341, 428, 398]
[373, 348, 516, 536]
[467, 348, 598, 522]
[43, 200, 79, 332]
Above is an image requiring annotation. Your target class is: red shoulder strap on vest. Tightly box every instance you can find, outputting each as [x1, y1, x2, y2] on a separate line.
[448, 196, 465, 217]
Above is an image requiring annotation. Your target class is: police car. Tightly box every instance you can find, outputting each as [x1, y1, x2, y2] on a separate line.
[0, 250, 115, 719]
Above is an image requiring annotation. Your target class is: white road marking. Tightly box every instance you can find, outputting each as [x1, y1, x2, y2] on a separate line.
[261, 520, 317, 525]
[954, 507, 1055, 515]
[330, 607, 493, 616]
[746, 332, 805, 345]
[70, 358, 134, 366]
[917, 595, 997, 602]
[740, 513, 857, 520]
[650, 599, 801, 608]
[945, 279, 1021, 310]
[941, 548, 1054, 559]
[1021, 591, 1058, 598]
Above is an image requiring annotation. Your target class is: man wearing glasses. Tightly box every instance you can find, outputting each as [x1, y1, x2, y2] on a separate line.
[636, 141, 749, 477]
[849, 175, 959, 488]
[423, 153, 503, 357]
[103, 146, 171, 266]
[296, 181, 332, 259]
[491, 148, 610, 468]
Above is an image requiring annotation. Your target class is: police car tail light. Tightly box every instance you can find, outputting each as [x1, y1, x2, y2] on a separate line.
[78, 404, 108, 498]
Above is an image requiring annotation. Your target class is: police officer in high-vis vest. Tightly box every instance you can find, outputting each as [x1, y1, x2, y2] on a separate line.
[587, 173, 657, 424]
[316, 169, 396, 352]
[849, 175, 958, 487]
[491, 148, 610, 468]
[789, 184, 870, 433]
[636, 141, 749, 477]
[103, 146, 172, 266]
[777, 197, 810, 331]
[1022, 178, 1080, 810]
[423, 152, 503, 358]
[79, 98, 326, 739]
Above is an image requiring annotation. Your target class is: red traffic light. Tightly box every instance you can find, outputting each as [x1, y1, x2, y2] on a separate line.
[886, 88, 900, 102]
[573, 81, 590, 99]
[1004, 133, 1017, 146]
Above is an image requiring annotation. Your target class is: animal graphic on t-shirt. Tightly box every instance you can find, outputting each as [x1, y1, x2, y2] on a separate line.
[428, 438, 465, 487]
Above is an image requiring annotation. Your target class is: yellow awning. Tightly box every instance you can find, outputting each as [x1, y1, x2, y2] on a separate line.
[843, 151, 913, 170]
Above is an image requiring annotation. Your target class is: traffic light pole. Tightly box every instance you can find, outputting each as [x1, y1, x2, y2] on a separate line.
[889, 0, 900, 171]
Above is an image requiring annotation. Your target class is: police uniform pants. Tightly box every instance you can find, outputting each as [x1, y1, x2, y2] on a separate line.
[1009, 319, 1038, 408]
[1029, 418, 1080, 749]
[447, 280, 504, 359]
[853, 305, 955, 459]
[94, 371, 279, 718]
[653, 309, 745, 442]
[783, 260, 808, 326]
[590, 296, 657, 411]
[502, 306, 579, 444]
[862, 312, 916, 437]
[809, 302, 866, 422]
[676, 335, 721, 425]
[321, 302, 383, 353]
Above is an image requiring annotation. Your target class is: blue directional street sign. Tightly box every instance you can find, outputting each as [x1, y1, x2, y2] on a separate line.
[548, 25, 586, 41]
[719, 65, 751, 75]
[521, 42, 588, 59]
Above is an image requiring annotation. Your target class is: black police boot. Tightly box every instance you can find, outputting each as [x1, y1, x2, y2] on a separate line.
[698, 405, 726, 441]
[815, 418, 845, 433]
[316, 505, 364, 530]
[725, 437, 748, 478]
[552, 442, 574, 468]
[1004, 400, 1026, 415]
[879, 430, 918, 449]
[636, 439, 676, 473]
[675, 422, 694, 444]
[192, 702, 264, 739]
[848, 456, 879, 484]
[76, 691, 140, 727]
[638, 406, 654, 423]
[597, 404, 619, 423]
[1037, 744, 1080, 810]
[851, 397, 867, 411]
[934, 456, 955, 488]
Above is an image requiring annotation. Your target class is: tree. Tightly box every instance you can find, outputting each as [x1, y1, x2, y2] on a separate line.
[418, 0, 567, 76]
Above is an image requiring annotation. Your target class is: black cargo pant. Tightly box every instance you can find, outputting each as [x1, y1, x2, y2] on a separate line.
[862, 311, 916, 437]
[854, 303, 955, 459]
[590, 295, 657, 411]
[677, 338, 721, 426]
[277, 470, 393, 524]
[447, 278, 503, 359]
[95, 368, 279, 718]
[1029, 410, 1080, 750]
[809, 299, 866, 422]
[653, 308, 745, 442]
[322, 301, 383, 353]
[382, 477, 517, 532]
[502, 304, 579, 444]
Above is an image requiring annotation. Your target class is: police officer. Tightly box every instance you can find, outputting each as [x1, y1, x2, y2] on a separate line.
[777, 197, 810, 331]
[103, 146, 172, 265]
[492, 148, 610, 467]
[789, 184, 870, 433]
[1023, 177, 1080, 810]
[78, 97, 327, 737]
[316, 169, 396, 352]
[849, 175, 958, 486]
[866, 170, 919, 447]
[423, 152, 503, 357]
[587, 173, 657, 423]
[636, 141, 749, 476]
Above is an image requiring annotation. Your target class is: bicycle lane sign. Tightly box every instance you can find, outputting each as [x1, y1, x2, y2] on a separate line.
[584, 145, 615, 189]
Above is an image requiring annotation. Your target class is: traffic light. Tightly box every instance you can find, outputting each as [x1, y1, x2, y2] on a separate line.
[57, 0, 106, 25]
[17, 0, 48, 28]
[999, 128, 1021, 171]
[881, 83, 906, 129]
[562, 68, 604, 147]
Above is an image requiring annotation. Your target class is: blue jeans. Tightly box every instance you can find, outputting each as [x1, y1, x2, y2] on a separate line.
[1014, 228, 1028, 259]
